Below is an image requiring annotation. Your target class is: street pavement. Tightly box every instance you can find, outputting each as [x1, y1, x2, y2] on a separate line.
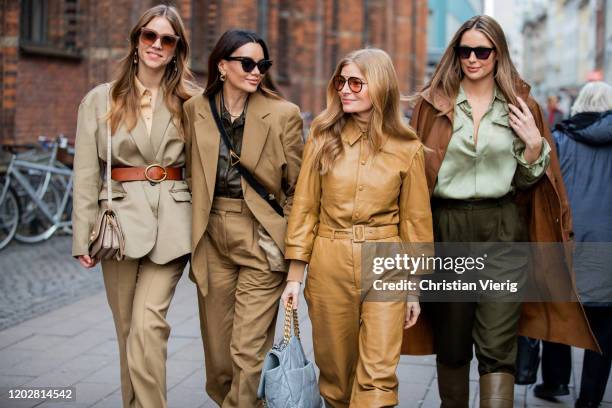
[0, 237, 610, 407]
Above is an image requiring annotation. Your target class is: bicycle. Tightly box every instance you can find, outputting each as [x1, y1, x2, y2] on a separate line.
[0, 136, 74, 249]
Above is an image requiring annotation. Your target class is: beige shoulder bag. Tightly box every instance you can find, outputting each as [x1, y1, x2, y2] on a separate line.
[88, 84, 125, 261]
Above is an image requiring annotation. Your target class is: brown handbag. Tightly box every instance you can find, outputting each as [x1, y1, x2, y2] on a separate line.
[88, 84, 125, 261]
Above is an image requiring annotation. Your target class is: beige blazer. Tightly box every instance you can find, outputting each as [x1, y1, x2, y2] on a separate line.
[72, 83, 192, 264]
[183, 91, 304, 296]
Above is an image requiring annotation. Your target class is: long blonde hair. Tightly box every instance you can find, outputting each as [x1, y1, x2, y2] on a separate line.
[311, 48, 417, 174]
[422, 15, 521, 106]
[109, 5, 199, 135]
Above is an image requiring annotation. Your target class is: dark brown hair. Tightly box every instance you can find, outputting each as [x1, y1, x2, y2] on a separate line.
[204, 29, 280, 98]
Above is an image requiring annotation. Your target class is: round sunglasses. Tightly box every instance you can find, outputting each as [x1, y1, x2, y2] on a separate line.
[139, 27, 180, 51]
[224, 56, 273, 74]
[333, 75, 368, 93]
[455, 46, 495, 60]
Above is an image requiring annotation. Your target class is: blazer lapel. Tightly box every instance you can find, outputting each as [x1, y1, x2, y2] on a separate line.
[151, 88, 172, 161]
[194, 100, 220, 203]
[240, 92, 270, 172]
[128, 117, 156, 163]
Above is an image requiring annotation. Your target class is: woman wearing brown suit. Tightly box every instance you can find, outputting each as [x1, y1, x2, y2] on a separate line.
[72, 5, 199, 408]
[183, 30, 304, 407]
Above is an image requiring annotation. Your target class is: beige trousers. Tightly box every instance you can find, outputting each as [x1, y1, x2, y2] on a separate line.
[198, 197, 285, 408]
[101, 255, 186, 408]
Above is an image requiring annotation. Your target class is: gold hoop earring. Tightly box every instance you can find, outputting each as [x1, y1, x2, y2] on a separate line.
[220, 71, 226, 82]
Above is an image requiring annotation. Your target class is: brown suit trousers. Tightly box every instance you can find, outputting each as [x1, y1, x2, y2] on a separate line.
[198, 197, 285, 407]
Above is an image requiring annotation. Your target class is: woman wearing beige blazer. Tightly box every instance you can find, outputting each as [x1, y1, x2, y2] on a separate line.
[183, 29, 304, 407]
[72, 5, 199, 408]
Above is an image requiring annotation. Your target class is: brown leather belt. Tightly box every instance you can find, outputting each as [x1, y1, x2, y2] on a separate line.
[316, 223, 398, 243]
[111, 165, 183, 183]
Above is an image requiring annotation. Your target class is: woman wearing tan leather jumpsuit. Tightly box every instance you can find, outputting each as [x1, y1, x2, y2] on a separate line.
[72, 5, 198, 408]
[281, 48, 433, 408]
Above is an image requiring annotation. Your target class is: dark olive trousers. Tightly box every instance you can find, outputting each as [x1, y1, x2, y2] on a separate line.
[426, 195, 527, 375]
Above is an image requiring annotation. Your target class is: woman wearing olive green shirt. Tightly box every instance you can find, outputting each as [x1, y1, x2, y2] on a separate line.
[410, 15, 552, 408]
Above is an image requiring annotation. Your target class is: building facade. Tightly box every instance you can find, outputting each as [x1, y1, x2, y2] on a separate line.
[426, 0, 483, 79]
[520, 0, 609, 103]
[0, 0, 428, 144]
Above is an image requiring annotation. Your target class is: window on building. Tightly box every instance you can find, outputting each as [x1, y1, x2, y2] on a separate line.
[20, 0, 47, 44]
[20, 0, 81, 57]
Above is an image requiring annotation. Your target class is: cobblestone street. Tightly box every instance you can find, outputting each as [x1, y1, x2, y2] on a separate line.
[0, 237, 610, 407]
[0, 236, 103, 330]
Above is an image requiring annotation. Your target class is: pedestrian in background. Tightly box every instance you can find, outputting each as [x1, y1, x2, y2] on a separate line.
[409, 15, 598, 407]
[533, 81, 612, 408]
[545, 95, 565, 129]
[183, 29, 303, 407]
[282, 48, 433, 407]
[72, 5, 199, 408]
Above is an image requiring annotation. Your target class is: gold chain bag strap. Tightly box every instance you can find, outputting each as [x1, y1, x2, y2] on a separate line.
[258, 298, 322, 407]
[88, 83, 125, 261]
[282, 298, 300, 345]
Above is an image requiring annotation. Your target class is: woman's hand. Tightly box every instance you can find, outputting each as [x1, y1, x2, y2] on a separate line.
[508, 97, 543, 163]
[77, 255, 98, 269]
[281, 281, 301, 310]
[404, 301, 421, 329]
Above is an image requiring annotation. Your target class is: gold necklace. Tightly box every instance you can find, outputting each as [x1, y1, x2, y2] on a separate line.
[225, 109, 242, 118]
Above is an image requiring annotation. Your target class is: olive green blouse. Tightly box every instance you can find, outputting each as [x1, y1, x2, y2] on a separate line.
[433, 85, 551, 199]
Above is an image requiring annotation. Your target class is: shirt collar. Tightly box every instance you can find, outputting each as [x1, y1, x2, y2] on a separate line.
[456, 85, 468, 106]
[456, 83, 507, 117]
[493, 85, 506, 103]
[342, 117, 365, 146]
[134, 76, 152, 98]
[457, 83, 506, 106]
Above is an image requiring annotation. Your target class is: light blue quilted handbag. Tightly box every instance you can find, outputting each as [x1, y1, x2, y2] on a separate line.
[257, 299, 322, 407]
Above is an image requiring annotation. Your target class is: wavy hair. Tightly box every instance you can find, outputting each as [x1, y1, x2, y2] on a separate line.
[311, 48, 417, 174]
[420, 15, 521, 106]
[109, 4, 199, 135]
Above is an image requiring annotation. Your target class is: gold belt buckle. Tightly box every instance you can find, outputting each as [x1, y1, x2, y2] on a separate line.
[352, 225, 366, 243]
[145, 164, 167, 183]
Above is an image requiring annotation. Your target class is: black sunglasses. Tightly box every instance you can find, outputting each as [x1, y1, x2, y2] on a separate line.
[224, 56, 273, 74]
[333, 75, 368, 93]
[455, 46, 495, 60]
[139, 28, 180, 51]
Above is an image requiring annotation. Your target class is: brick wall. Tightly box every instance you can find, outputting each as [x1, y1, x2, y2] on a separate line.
[2, 0, 428, 144]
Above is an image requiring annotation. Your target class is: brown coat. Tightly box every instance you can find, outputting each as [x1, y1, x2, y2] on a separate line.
[183, 91, 304, 297]
[401, 80, 600, 355]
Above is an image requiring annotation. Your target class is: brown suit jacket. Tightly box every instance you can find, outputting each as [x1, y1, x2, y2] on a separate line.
[72, 83, 192, 264]
[401, 79, 599, 354]
[183, 91, 304, 297]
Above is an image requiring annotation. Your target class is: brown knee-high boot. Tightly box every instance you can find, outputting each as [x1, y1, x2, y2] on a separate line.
[479, 372, 514, 408]
[437, 363, 470, 408]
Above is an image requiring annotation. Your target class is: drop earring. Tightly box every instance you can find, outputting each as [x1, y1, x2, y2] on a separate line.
[220, 71, 226, 82]
[133, 50, 138, 64]
[174, 57, 178, 72]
